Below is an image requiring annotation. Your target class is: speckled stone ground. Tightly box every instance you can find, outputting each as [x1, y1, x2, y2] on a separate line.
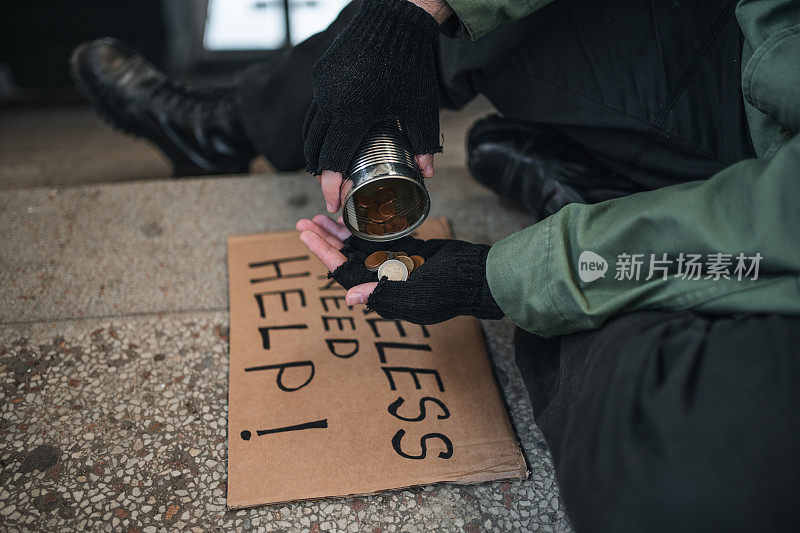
[1, 170, 572, 532]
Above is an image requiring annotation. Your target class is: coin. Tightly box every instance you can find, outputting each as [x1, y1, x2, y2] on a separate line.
[397, 255, 415, 274]
[393, 251, 408, 257]
[365, 222, 385, 236]
[373, 188, 396, 204]
[356, 193, 373, 208]
[410, 255, 425, 270]
[377, 259, 409, 281]
[377, 203, 396, 218]
[364, 251, 390, 271]
[384, 215, 408, 233]
[366, 205, 386, 223]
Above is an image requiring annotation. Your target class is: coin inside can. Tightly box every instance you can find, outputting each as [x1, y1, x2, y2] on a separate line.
[367, 205, 386, 223]
[365, 222, 385, 236]
[377, 259, 409, 281]
[384, 215, 408, 233]
[377, 203, 396, 218]
[356, 193, 373, 208]
[373, 188, 396, 204]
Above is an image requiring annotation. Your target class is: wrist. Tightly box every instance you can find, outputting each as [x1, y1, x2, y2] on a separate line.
[406, 0, 452, 24]
[475, 244, 504, 319]
[356, 0, 441, 35]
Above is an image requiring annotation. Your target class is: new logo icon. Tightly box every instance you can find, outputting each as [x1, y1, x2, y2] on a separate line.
[578, 251, 608, 283]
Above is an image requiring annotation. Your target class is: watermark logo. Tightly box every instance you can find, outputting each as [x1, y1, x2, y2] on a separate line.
[577, 251, 763, 283]
[578, 251, 608, 283]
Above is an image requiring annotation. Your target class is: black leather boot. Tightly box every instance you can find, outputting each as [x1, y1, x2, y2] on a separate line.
[467, 115, 641, 219]
[70, 38, 255, 177]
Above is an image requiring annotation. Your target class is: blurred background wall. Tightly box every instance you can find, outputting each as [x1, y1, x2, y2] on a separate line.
[0, 0, 349, 104]
[0, 0, 346, 186]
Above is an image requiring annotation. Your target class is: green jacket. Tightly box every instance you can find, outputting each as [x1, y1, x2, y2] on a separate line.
[448, 0, 800, 336]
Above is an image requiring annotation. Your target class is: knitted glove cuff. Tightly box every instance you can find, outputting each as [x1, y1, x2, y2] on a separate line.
[471, 244, 505, 320]
[353, 0, 440, 47]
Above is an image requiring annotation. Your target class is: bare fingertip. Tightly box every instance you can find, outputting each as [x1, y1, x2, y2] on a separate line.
[345, 293, 363, 306]
[298, 230, 314, 244]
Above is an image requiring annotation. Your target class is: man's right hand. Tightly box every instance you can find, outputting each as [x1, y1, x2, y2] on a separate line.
[302, 0, 443, 212]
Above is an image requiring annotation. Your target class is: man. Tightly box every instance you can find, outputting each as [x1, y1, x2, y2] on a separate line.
[73, 0, 799, 530]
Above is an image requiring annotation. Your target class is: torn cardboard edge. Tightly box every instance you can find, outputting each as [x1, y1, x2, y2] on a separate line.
[229, 468, 531, 510]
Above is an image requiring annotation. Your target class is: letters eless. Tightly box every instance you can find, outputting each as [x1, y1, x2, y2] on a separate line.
[244, 255, 449, 458]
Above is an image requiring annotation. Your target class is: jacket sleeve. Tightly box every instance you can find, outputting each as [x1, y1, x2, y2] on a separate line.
[485, 133, 800, 337]
[735, 0, 800, 157]
[444, 0, 557, 39]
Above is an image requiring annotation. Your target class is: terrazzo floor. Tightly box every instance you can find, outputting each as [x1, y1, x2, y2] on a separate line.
[0, 167, 571, 531]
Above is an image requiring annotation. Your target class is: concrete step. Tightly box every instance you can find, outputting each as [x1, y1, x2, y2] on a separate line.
[0, 171, 566, 531]
[0, 169, 533, 325]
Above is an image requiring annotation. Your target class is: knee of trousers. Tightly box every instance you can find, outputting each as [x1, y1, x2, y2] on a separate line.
[527, 311, 800, 533]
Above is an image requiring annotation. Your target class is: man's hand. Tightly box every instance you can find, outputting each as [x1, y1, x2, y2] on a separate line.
[297, 215, 504, 324]
[297, 215, 380, 303]
[303, 0, 443, 212]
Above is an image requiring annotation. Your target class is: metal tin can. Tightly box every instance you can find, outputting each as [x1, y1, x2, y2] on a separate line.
[340, 119, 430, 241]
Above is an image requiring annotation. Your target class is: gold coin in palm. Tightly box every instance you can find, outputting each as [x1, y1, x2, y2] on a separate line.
[396, 255, 415, 274]
[377, 259, 409, 281]
[364, 251, 390, 271]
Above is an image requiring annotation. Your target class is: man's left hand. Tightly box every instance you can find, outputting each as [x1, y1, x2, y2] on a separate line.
[297, 216, 504, 325]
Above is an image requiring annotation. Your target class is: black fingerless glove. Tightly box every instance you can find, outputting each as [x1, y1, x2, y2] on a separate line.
[331, 235, 396, 289]
[330, 236, 504, 325]
[303, 0, 442, 175]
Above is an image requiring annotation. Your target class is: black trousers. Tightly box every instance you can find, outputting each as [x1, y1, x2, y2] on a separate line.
[517, 312, 800, 532]
[235, 1, 798, 531]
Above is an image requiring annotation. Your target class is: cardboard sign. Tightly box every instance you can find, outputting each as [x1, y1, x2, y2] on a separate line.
[227, 217, 526, 508]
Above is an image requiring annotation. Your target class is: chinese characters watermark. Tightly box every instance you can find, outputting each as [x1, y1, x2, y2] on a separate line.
[578, 251, 762, 283]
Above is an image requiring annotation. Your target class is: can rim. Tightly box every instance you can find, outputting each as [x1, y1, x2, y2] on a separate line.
[341, 174, 431, 242]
